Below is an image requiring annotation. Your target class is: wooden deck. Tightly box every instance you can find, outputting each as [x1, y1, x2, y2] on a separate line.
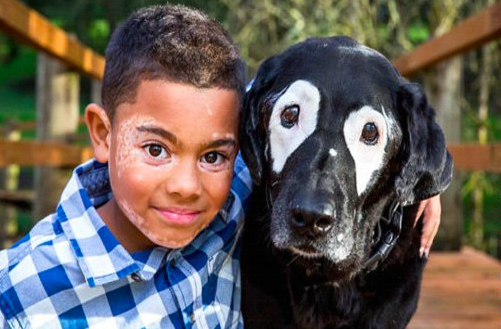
[408, 247, 500, 329]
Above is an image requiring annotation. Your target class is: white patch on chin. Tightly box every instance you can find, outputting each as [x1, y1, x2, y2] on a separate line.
[343, 106, 388, 196]
[329, 148, 338, 157]
[269, 80, 320, 173]
[325, 230, 354, 262]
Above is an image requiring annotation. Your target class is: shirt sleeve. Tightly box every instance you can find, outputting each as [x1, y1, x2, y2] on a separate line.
[0, 309, 9, 329]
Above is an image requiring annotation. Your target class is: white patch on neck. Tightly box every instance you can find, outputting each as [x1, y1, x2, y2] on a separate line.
[343, 106, 388, 196]
[269, 80, 320, 173]
[329, 148, 338, 157]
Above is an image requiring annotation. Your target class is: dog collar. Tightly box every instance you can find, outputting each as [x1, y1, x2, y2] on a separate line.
[363, 201, 403, 273]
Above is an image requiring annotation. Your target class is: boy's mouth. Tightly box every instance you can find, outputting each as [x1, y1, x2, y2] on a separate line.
[155, 207, 202, 226]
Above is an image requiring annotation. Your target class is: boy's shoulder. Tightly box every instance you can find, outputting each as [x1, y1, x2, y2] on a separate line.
[0, 214, 78, 319]
[0, 160, 116, 325]
[0, 214, 62, 277]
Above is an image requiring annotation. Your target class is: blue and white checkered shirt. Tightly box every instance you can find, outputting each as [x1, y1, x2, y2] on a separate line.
[0, 154, 252, 329]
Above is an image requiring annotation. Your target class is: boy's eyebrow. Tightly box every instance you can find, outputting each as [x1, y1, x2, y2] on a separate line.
[136, 126, 178, 145]
[201, 138, 237, 150]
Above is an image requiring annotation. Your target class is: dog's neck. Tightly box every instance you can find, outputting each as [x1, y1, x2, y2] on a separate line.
[362, 201, 403, 273]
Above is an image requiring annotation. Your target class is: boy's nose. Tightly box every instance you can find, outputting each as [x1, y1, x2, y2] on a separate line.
[164, 160, 202, 199]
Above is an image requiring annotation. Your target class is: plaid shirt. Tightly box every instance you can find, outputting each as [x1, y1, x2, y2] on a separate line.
[0, 154, 252, 329]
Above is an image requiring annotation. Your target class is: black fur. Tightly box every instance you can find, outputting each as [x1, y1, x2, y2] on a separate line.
[240, 36, 453, 329]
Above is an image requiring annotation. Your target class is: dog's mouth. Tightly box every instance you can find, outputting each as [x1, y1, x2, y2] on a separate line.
[287, 245, 360, 283]
[289, 245, 322, 258]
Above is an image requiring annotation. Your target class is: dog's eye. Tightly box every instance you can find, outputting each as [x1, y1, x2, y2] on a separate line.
[281, 105, 300, 128]
[361, 122, 378, 145]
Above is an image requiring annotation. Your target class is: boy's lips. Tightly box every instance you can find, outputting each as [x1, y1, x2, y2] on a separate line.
[155, 207, 202, 226]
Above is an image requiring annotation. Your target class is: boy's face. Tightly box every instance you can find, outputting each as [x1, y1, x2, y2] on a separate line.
[86, 80, 239, 251]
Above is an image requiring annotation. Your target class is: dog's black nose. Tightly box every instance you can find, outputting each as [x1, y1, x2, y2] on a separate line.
[291, 199, 334, 238]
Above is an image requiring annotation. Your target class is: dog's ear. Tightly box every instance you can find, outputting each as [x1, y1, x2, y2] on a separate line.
[395, 82, 454, 205]
[240, 56, 280, 186]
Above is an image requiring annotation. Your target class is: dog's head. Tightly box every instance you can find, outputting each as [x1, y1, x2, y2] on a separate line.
[241, 36, 453, 280]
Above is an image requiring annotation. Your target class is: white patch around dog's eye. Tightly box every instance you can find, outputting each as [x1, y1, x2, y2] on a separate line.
[343, 106, 388, 196]
[269, 80, 320, 173]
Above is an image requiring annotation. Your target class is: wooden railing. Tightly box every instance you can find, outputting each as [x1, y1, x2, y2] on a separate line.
[0, 118, 91, 167]
[0, 0, 104, 80]
[394, 1, 501, 77]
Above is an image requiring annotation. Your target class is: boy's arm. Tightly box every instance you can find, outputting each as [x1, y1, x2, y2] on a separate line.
[415, 194, 441, 258]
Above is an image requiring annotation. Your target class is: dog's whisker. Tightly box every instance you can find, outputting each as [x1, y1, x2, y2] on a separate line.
[286, 254, 300, 267]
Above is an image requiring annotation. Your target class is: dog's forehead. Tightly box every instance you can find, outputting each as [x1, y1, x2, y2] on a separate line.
[270, 38, 400, 101]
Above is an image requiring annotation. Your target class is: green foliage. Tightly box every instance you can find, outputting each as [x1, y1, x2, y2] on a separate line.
[87, 19, 111, 52]
[461, 173, 500, 255]
[0, 87, 36, 124]
[407, 21, 430, 44]
[0, 43, 37, 125]
[0, 46, 37, 85]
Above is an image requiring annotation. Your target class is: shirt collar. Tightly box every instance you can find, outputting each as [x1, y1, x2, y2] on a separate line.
[55, 158, 241, 286]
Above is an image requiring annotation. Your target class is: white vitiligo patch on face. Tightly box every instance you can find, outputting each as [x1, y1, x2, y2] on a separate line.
[343, 106, 389, 196]
[269, 80, 320, 173]
[114, 116, 156, 179]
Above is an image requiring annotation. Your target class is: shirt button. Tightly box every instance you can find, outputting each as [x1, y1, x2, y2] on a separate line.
[190, 313, 196, 323]
[131, 273, 142, 282]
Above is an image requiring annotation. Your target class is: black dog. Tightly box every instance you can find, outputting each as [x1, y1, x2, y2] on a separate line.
[240, 36, 453, 329]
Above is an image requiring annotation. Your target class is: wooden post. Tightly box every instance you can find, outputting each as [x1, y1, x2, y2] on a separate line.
[33, 53, 80, 221]
[0, 122, 21, 248]
[424, 56, 463, 251]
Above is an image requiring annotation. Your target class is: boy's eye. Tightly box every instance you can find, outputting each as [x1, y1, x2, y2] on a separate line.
[144, 144, 168, 159]
[202, 152, 225, 165]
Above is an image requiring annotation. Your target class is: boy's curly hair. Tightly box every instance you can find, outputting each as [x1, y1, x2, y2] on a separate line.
[102, 5, 246, 121]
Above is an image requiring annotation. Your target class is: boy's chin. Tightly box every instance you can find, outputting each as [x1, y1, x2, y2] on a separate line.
[145, 226, 206, 250]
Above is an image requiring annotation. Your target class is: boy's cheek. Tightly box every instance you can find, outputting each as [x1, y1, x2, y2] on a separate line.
[111, 134, 145, 179]
[211, 170, 234, 201]
[111, 148, 144, 179]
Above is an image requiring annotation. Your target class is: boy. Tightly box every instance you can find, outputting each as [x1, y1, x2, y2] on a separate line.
[0, 4, 251, 329]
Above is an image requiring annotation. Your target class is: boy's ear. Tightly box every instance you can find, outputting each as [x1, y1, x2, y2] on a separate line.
[85, 103, 111, 163]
